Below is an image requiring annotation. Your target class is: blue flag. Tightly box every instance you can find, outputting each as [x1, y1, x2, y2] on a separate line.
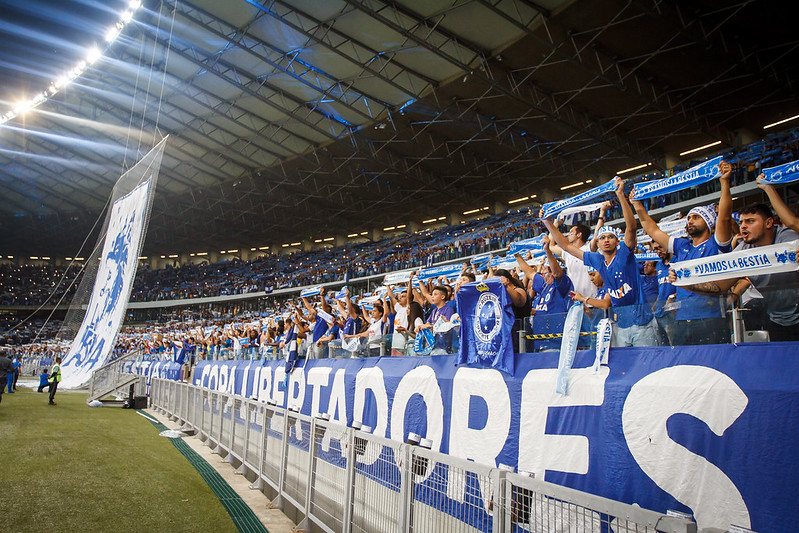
[284, 325, 298, 375]
[632, 156, 722, 200]
[542, 179, 617, 219]
[761, 159, 799, 185]
[456, 278, 515, 374]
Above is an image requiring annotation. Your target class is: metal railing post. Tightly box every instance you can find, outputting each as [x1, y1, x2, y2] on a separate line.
[397, 444, 412, 533]
[341, 428, 356, 533]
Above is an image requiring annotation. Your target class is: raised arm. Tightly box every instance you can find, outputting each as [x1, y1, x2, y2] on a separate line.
[715, 160, 734, 243]
[758, 175, 799, 232]
[543, 236, 564, 281]
[318, 287, 332, 315]
[629, 191, 670, 250]
[514, 252, 536, 279]
[540, 210, 584, 261]
[345, 287, 358, 319]
[616, 177, 637, 250]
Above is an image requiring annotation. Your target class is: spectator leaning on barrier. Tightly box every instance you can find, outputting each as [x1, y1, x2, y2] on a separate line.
[651, 242, 677, 346]
[630, 161, 734, 345]
[548, 213, 600, 302]
[546, 177, 656, 347]
[677, 200, 799, 342]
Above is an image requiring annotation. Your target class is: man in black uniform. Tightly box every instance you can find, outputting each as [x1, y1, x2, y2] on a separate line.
[0, 350, 14, 406]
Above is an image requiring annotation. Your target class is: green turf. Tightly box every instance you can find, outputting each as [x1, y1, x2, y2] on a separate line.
[0, 384, 238, 532]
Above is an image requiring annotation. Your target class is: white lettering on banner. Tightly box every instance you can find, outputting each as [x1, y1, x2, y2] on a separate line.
[518, 367, 609, 480]
[672, 239, 799, 286]
[390, 366, 444, 482]
[354, 367, 389, 465]
[447, 368, 511, 509]
[321, 369, 348, 453]
[273, 367, 286, 406]
[257, 367, 272, 403]
[307, 367, 331, 417]
[288, 368, 306, 411]
[219, 366, 229, 395]
[622, 365, 750, 531]
[207, 365, 218, 391]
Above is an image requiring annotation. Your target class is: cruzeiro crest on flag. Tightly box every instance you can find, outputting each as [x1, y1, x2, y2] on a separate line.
[474, 283, 503, 344]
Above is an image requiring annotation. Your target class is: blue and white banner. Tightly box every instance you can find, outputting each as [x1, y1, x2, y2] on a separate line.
[335, 287, 348, 300]
[316, 309, 334, 325]
[542, 179, 617, 219]
[555, 303, 583, 395]
[418, 264, 463, 281]
[632, 156, 722, 200]
[593, 318, 612, 371]
[61, 179, 152, 389]
[508, 237, 543, 255]
[456, 279, 515, 374]
[672, 240, 799, 286]
[635, 253, 661, 262]
[301, 286, 323, 298]
[470, 253, 492, 269]
[559, 201, 605, 217]
[638, 218, 688, 243]
[383, 271, 416, 286]
[760, 159, 799, 185]
[189, 341, 799, 533]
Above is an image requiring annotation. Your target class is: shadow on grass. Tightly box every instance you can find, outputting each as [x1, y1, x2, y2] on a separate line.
[0, 386, 237, 532]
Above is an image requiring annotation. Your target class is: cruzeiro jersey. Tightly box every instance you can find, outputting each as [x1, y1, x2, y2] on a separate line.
[583, 243, 652, 328]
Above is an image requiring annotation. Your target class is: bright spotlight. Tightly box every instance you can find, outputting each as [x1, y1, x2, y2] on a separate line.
[86, 47, 102, 64]
[129, 0, 142, 9]
[121, 10, 133, 23]
[105, 25, 121, 42]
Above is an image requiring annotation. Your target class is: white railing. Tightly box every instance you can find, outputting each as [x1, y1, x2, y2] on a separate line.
[150, 378, 699, 533]
[88, 350, 145, 401]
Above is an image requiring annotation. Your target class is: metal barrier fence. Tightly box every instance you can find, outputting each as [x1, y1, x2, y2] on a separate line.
[88, 350, 146, 400]
[150, 378, 698, 533]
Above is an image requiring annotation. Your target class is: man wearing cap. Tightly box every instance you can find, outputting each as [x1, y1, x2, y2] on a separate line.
[544, 177, 656, 347]
[629, 161, 734, 345]
[48, 356, 62, 405]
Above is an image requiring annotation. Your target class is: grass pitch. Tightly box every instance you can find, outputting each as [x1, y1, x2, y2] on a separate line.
[0, 383, 238, 532]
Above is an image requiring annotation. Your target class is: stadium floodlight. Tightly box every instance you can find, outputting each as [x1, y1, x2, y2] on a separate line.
[422, 219, 436, 224]
[121, 10, 134, 23]
[383, 226, 396, 231]
[86, 47, 102, 64]
[227, 249, 238, 253]
[290, 242, 301, 246]
[679, 140, 721, 157]
[617, 162, 652, 175]
[560, 180, 586, 191]
[348, 233, 358, 237]
[129, 0, 142, 9]
[764, 114, 799, 129]
[105, 24, 122, 42]
[314, 239, 322, 243]
[324, 237, 334, 241]
[508, 196, 529, 204]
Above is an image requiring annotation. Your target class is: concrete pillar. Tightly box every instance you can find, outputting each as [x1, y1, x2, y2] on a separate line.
[408, 221, 421, 234]
[336, 234, 346, 246]
[447, 211, 461, 226]
[493, 201, 505, 215]
[665, 153, 681, 171]
[303, 241, 313, 252]
[371, 228, 383, 241]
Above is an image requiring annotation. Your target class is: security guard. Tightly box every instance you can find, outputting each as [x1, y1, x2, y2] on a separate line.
[48, 357, 62, 406]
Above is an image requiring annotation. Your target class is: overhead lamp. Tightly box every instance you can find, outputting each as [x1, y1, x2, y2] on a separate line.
[314, 239, 322, 243]
[227, 249, 238, 253]
[196, 252, 208, 256]
[560, 181, 586, 191]
[679, 140, 721, 157]
[168, 254, 178, 258]
[348, 233, 358, 238]
[129, 0, 142, 9]
[121, 10, 134, 23]
[764, 114, 799, 130]
[86, 47, 102, 64]
[422, 218, 436, 224]
[138, 256, 148, 260]
[290, 242, 301, 246]
[383, 226, 396, 231]
[324, 237, 334, 241]
[617, 162, 652, 175]
[360, 231, 368, 236]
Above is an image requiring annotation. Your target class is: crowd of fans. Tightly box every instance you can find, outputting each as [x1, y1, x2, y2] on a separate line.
[2, 128, 799, 373]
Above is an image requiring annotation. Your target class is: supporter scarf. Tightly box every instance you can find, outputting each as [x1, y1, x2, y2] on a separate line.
[542, 179, 617, 219]
[632, 156, 722, 200]
[671, 239, 799, 286]
[635, 253, 660, 262]
[413, 329, 435, 356]
[559, 201, 605, 217]
[508, 237, 543, 255]
[417, 264, 463, 281]
[638, 218, 687, 243]
[593, 318, 612, 373]
[760, 160, 799, 184]
[556, 302, 584, 395]
[316, 309, 334, 325]
[284, 325, 298, 374]
[300, 286, 323, 298]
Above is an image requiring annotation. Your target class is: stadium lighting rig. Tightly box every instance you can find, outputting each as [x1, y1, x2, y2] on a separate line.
[0, 0, 143, 126]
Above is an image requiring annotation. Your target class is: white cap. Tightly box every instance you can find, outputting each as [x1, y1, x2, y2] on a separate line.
[317, 413, 330, 421]
[361, 425, 373, 433]
[406, 432, 421, 444]
[419, 438, 433, 449]
[517, 469, 535, 478]
[351, 420, 362, 430]
[498, 463, 515, 472]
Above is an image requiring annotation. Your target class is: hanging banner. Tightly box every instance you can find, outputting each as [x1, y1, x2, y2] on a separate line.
[176, 341, 799, 533]
[542, 180, 617, 219]
[760, 160, 799, 185]
[61, 179, 152, 388]
[632, 156, 722, 200]
[456, 279, 515, 374]
[555, 303, 584, 394]
[508, 237, 544, 255]
[672, 239, 799, 286]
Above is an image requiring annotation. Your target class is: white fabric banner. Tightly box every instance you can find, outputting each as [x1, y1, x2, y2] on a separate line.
[61, 179, 152, 388]
[671, 240, 799, 286]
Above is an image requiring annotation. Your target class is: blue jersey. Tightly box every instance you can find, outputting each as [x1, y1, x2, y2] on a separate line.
[654, 261, 676, 318]
[532, 275, 574, 314]
[312, 317, 328, 343]
[670, 236, 731, 320]
[642, 274, 659, 303]
[584, 243, 652, 328]
[343, 317, 362, 336]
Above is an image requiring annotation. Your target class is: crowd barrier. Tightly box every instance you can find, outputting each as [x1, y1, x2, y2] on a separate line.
[150, 377, 698, 533]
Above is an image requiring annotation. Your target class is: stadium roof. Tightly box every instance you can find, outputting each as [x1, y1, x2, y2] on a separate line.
[1, 0, 798, 256]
